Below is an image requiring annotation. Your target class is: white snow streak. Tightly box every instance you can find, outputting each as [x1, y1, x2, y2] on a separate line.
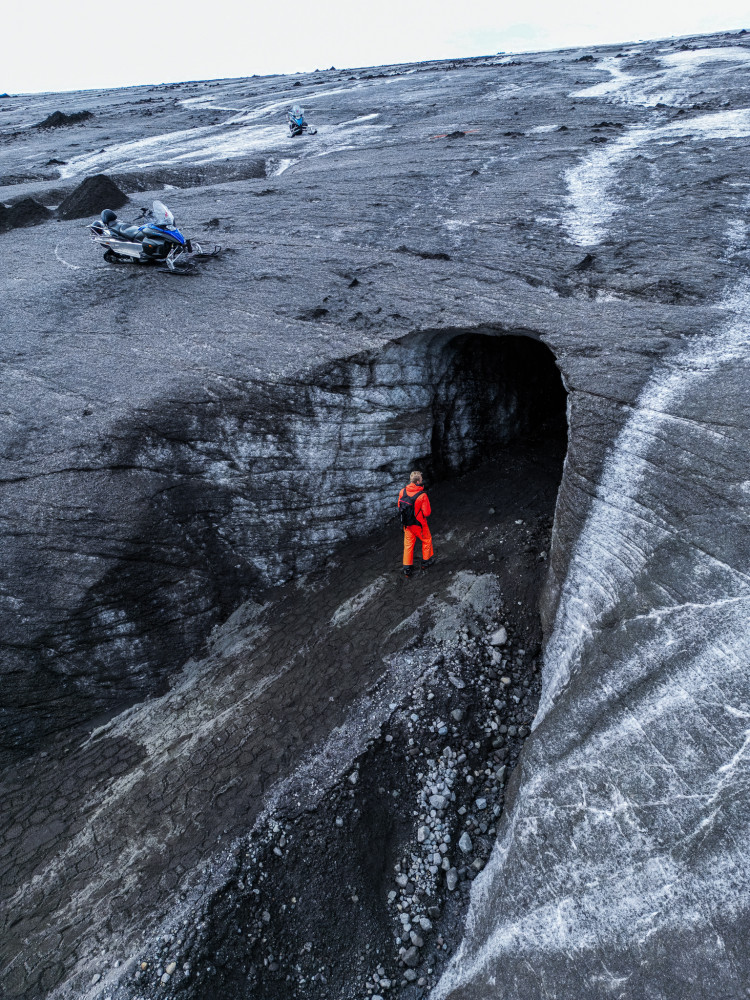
[330, 575, 388, 627]
[53, 243, 81, 270]
[573, 46, 750, 108]
[59, 88, 385, 178]
[563, 108, 750, 246]
[563, 44, 750, 244]
[539, 268, 750, 718]
[269, 157, 296, 177]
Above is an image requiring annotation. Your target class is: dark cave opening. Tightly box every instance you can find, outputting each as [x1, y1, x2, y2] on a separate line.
[420, 331, 568, 483]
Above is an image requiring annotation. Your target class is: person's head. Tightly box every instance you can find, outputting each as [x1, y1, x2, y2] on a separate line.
[410, 470, 423, 485]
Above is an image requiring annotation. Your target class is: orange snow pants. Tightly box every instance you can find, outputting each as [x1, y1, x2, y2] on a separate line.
[403, 524, 434, 567]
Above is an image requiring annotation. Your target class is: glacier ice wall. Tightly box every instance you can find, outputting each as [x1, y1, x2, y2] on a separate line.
[434, 50, 750, 1000]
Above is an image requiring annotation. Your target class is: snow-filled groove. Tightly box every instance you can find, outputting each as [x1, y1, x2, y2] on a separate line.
[563, 109, 750, 246]
[541, 272, 750, 720]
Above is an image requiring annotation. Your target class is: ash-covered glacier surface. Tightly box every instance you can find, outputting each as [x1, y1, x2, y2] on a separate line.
[2, 27, 750, 1000]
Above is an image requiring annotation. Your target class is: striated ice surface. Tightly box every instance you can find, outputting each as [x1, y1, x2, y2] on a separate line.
[573, 46, 750, 108]
[433, 50, 750, 1000]
[563, 108, 750, 246]
[59, 90, 386, 178]
[434, 191, 750, 1000]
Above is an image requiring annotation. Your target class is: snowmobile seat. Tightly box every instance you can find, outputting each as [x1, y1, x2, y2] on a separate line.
[111, 222, 142, 239]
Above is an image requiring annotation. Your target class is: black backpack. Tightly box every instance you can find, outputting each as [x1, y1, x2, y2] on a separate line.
[398, 486, 424, 528]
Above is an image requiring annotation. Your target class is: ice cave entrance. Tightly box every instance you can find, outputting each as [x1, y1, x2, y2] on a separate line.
[421, 331, 567, 481]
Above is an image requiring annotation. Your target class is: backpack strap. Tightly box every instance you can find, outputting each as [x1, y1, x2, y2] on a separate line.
[400, 486, 423, 505]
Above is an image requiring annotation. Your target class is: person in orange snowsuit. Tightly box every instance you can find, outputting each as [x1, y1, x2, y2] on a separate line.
[398, 470, 434, 578]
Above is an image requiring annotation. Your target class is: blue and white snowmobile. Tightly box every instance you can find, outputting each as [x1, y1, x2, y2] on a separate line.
[287, 105, 317, 137]
[88, 200, 220, 275]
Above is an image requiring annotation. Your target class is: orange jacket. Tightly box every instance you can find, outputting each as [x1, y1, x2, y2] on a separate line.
[398, 482, 431, 529]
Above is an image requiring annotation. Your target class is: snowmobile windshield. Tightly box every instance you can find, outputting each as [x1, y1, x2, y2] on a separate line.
[152, 201, 175, 228]
[290, 105, 305, 122]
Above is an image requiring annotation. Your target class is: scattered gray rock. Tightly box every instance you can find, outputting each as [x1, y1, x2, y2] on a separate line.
[459, 832, 473, 854]
[403, 947, 420, 968]
[489, 627, 507, 646]
[446, 868, 458, 891]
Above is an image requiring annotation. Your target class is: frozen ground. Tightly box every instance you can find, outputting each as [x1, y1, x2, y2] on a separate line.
[2, 27, 750, 1000]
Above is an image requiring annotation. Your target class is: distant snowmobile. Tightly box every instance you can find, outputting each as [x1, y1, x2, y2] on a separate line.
[88, 201, 221, 275]
[287, 105, 317, 137]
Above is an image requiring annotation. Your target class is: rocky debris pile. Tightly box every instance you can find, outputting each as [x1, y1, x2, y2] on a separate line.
[114, 585, 541, 1000]
[371, 622, 528, 995]
[56, 174, 128, 220]
[35, 109, 93, 128]
[0, 197, 52, 233]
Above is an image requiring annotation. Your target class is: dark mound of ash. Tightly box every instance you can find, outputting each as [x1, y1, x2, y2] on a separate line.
[0, 198, 52, 233]
[56, 174, 128, 220]
[36, 110, 93, 128]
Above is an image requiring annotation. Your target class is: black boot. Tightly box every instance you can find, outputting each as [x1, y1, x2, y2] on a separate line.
[402, 565, 413, 578]
[422, 556, 435, 570]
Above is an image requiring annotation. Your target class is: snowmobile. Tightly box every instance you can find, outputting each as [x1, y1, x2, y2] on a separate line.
[88, 200, 221, 275]
[287, 105, 317, 137]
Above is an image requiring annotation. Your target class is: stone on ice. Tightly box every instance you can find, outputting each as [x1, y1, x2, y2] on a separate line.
[489, 627, 508, 646]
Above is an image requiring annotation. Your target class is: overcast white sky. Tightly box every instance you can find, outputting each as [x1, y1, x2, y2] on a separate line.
[5, 0, 750, 94]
